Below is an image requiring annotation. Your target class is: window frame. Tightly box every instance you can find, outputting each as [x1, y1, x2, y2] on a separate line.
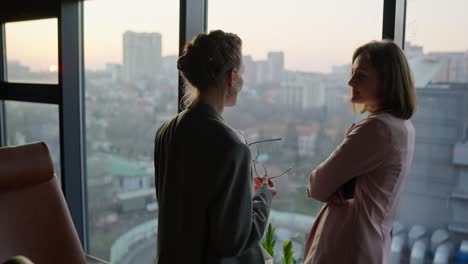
[0, 0, 405, 255]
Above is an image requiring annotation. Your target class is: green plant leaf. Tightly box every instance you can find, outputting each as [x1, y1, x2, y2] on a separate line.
[283, 240, 292, 252]
[282, 240, 295, 264]
[261, 223, 276, 257]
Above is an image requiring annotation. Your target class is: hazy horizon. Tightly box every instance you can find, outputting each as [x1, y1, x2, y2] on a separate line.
[4, 0, 468, 73]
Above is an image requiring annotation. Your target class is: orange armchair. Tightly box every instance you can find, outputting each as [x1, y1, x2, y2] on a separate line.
[0, 142, 87, 264]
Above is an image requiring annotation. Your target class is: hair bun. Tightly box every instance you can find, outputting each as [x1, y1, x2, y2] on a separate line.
[177, 43, 195, 72]
[177, 54, 189, 72]
[178, 30, 242, 91]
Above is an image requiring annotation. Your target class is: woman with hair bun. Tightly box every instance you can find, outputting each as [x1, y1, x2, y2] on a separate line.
[154, 30, 277, 264]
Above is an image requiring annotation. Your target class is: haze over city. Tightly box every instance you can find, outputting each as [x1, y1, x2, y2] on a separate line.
[4, 0, 468, 72]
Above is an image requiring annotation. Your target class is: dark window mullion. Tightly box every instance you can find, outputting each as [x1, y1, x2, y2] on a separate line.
[382, 0, 406, 48]
[178, 0, 187, 113]
[58, 0, 88, 252]
[382, 0, 396, 40]
[0, 23, 6, 147]
[178, 0, 207, 113]
[0, 3, 58, 23]
[394, 0, 406, 48]
[0, 82, 61, 104]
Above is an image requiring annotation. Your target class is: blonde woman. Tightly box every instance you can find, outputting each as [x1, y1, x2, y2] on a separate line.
[304, 40, 416, 264]
[154, 30, 276, 264]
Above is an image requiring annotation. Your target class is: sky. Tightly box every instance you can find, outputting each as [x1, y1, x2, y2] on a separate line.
[5, 0, 468, 73]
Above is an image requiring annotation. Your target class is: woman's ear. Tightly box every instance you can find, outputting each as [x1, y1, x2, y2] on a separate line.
[225, 68, 236, 88]
[225, 68, 237, 95]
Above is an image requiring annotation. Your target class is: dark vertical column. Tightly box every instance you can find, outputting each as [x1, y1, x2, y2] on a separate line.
[178, 0, 207, 112]
[382, 0, 406, 48]
[0, 24, 7, 147]
[58, 0, 88, 251]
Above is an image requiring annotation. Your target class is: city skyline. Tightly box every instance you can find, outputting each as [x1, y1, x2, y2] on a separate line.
[7, 33, 468, 81]
[4, 0, 468, 72]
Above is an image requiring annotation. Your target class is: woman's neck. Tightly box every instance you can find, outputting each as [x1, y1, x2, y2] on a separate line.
[366, 102, 382, 115]
[198, 89, 224, 114]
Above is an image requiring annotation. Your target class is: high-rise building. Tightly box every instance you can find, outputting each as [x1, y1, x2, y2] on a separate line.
[280, 71, 325, 111]
[407, 43, 468, 85]
[255, 60, 269, 84]
[267, 51, 284, 83]
[397, 48, 468, 239]
[452, 139, 468, 234]
[397, 83, 468, 235]
[122, 31, 162, 82]
[242, 55, 257, 87]
[405, 42, 424, 59]
[430, 52, 468, 83]
[251, 51, 285, 85]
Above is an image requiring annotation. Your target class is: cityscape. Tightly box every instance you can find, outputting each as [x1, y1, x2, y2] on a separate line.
[5, 30, 468, 264]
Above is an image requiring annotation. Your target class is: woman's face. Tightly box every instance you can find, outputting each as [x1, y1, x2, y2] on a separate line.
[224, 61, 244, 107]
[348, 53, 381, 111]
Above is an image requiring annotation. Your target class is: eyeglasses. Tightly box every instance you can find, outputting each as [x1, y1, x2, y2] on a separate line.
[247, 138, 292, 179]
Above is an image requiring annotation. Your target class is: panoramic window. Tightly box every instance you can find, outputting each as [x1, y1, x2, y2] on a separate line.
[84, 0, 179, 262]
[209, 0, 383, 260]
[5, 18, 58, 84]
[4, 101, 61, 177]
[392, 0, 468, 263]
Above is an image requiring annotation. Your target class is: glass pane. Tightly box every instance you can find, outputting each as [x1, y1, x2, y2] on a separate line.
[395, 0, 468, 263]
[5, 101, 61, 178]
[209, 0, 383, 260]
[84, 0, 179, 262]
[5, 18, 59, 84]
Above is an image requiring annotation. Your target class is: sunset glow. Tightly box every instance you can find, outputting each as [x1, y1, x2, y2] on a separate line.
[49, 64, 58, 73]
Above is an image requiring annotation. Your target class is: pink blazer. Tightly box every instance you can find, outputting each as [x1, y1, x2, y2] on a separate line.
[303, 113, 415, 264]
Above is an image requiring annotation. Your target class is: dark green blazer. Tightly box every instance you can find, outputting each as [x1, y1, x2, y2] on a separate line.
[154, 102, 273, 264]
